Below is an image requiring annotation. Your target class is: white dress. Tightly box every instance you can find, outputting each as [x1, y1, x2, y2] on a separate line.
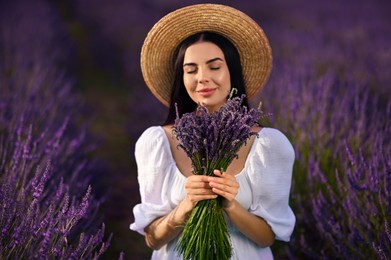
[130, 126, 296, 260]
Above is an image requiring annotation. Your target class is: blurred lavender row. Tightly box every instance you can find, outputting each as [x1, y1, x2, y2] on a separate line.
[1, 0, 388, 258]
[0, 0, 112, 258]
[259, 1, 391, 258]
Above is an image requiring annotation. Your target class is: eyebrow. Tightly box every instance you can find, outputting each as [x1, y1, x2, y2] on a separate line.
[183, 57, 224, 67]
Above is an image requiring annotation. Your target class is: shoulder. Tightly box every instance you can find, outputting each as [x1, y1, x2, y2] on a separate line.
[137, 126, 164, 141]
[134, 126, 175, 167]
[257, 128, 292, 145]
[137, 125, 164, 138]
[135, 126, 166, 152]
[255, 127, 295, 160]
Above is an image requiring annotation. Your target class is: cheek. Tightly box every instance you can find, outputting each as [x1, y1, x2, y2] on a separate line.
[183, 75, 195, 91]
[219, 70, 231, 89]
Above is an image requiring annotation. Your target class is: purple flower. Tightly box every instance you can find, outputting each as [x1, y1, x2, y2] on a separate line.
[0, 0, 112, 258]
[174, 94, 268, 260]
[173, 95, 267, 176]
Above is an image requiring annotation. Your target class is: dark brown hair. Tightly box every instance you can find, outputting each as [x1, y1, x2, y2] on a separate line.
[164, 32, 249, 125]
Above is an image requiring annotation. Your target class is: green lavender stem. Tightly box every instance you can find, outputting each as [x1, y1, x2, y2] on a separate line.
[175, 152, 239, 260]
[176, 198, 232, 260]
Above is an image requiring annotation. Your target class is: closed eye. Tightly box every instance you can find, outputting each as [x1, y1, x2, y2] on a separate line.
[183, 64, 197, 74]
[185, 69, 197, 74]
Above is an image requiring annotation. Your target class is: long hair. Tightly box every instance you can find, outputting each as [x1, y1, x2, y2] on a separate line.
[163, 32, 249, 125]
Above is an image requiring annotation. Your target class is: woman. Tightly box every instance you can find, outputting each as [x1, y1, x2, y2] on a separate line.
[130, 4, 295, 259]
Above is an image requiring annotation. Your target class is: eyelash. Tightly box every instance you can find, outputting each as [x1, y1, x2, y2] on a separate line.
[186, 67, 220, 74]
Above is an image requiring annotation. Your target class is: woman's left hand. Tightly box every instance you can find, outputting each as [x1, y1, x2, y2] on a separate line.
[208, 170, 239, 207]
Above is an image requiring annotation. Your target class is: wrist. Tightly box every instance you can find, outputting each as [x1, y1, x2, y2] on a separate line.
[180, 196, 197, 214]
[223, 199, 237, 213]
[171, 198, 193, 224]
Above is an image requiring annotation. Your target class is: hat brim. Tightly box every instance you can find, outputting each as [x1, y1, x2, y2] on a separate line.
[141, 4, 272, 107]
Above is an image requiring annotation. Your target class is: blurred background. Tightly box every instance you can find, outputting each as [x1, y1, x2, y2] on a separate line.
[1, 0, 390, 259]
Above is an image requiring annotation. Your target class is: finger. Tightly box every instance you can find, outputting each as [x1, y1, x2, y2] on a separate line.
[209, 181, 231, 192]
[188, 175, 211, 183]
[186, 179, 215, 196]
[185, 181, 211, 190]
[208, 175, 239, 188]
[186, 176, 212, 188]
[213, 169, 223, 177]
[186, 185, 214, 195]
[208, 178, 239, 201]
[191, 194, 218, 201]
[186, 188, 218, 201]
[210, 186, 234, 201]
[212, 170, 236, 181]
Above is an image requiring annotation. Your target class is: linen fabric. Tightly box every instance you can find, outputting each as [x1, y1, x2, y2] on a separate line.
[130, 126, 296, 260]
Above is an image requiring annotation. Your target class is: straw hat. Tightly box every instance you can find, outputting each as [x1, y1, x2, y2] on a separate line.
[141, 3, 272, 107]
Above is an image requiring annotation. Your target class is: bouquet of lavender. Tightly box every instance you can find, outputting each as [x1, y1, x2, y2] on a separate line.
[173, 94, 267, 260]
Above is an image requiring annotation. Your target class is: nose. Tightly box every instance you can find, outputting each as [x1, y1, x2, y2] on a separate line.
[197, 67, 209, 84]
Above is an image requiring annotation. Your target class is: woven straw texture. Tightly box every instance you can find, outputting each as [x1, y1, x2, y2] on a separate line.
[141, 4, 272, 107]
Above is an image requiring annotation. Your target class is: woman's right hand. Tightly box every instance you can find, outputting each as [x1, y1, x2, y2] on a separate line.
[144, 175, 217, 250]
[183, 175, 218, 210]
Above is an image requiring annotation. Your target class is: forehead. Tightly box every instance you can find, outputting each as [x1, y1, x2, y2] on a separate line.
[183, 41, 225, 62]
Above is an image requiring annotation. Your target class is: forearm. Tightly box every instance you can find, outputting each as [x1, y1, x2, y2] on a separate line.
[144, 199, 193, 250]
[224, 200, 275, 247]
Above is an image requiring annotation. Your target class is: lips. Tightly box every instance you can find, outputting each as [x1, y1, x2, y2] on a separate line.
[197, 88, 216, 97]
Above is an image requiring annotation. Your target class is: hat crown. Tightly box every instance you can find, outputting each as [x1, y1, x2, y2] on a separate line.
[141, 4, 272, 107]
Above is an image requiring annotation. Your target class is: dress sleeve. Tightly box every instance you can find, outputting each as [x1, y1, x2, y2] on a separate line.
[247, 128, 296, 242]
[130, 126, 175, 235]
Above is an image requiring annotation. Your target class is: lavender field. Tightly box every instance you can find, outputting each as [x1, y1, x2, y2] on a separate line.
[1, 0, 390, 259]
